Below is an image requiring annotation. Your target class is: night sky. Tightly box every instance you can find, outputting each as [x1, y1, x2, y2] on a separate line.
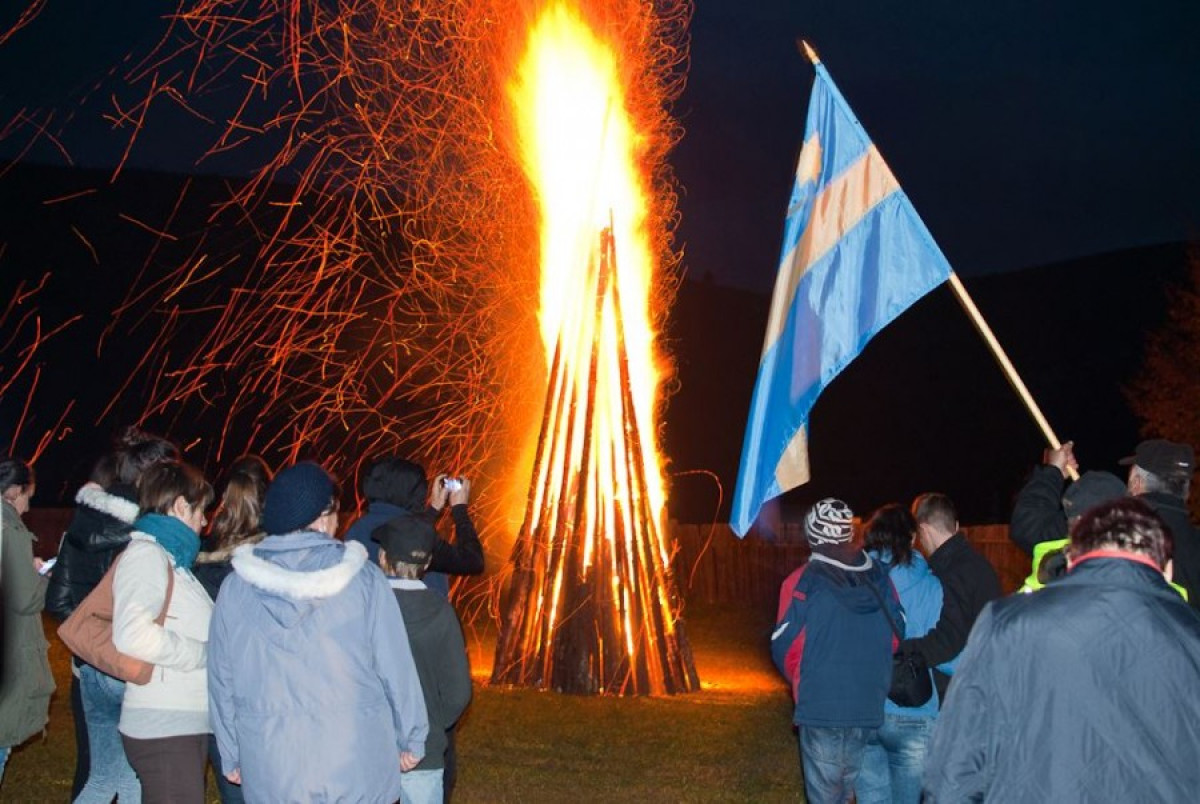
[675, 1, 1200, 288]
[2, 2, 1198, 288]
[1, 2, 1197, 517]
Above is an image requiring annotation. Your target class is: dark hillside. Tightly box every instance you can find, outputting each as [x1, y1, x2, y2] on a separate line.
[663, 243, 1190, 525]
[0, 162, 1189, 524]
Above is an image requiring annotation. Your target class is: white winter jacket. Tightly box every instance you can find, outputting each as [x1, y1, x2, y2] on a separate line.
[113, 534, 213, 738]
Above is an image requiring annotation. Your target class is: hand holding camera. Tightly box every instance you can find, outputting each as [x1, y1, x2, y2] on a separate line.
[432, 474, 470, 510]
[441, 474, 470, 506]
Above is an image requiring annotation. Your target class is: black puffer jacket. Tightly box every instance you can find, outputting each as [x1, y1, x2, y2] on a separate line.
[1009, 465, 1067, 556]
[45, 484, 139, 622]
[1140, 490, 1200, 613]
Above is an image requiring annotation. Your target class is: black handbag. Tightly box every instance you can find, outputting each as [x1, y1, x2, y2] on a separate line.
[866, 575, 934, 707]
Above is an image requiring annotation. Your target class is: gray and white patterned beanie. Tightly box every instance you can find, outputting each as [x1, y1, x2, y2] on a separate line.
[804, 498, 854, 547]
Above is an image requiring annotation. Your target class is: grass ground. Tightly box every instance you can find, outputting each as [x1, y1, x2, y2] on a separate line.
[3, 603, 803, 802]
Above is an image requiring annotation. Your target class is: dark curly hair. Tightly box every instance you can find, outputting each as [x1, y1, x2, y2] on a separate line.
[0, 456, 34, 496]
[1068, 497, 1172, 569]
[863, 504, 918, 567]
[114, 427, 180, 487]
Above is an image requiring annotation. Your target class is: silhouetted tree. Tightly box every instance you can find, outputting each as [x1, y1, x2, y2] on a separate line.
[1128, 247, 1200, 517]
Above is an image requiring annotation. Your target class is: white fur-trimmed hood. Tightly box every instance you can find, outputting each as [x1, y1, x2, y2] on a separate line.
[75, 483, 140, 524]
[232, 537, 367, 600]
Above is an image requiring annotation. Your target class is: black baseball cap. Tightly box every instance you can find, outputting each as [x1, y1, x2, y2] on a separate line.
[1119, 439, 1195, 477]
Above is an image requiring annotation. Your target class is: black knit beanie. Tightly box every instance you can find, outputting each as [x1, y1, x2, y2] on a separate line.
[261, 462, 336, 535]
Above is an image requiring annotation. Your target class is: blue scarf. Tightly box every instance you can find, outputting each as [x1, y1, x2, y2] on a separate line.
[134, 512, 201, 570]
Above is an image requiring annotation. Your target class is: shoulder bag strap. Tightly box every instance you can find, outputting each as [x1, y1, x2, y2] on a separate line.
[864, 573, 902, 640]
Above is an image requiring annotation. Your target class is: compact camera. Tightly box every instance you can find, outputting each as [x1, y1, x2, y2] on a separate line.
[442, 476, 464, 492]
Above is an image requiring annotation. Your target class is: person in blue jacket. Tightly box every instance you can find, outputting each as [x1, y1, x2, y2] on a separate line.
[208, 462, 428, 803]
[925, 498, 1200, 802]
[771, 498, 902, 804]
[853, 504, 945, 804]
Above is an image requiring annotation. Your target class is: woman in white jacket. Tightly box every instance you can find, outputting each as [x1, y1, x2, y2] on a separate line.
[113, 461, 214, 803]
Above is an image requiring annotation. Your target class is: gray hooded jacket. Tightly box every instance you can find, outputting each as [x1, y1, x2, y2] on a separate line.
[208, 531, 428, 804]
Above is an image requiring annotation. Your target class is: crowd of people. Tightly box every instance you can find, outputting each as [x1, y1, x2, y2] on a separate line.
[0, 427, 482, 803]
[772, 438, 1200, 803]
[2, 427, 1199, 802]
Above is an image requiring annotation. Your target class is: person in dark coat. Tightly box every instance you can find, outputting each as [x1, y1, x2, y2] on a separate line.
[44, 453, 133, 798]
[898, 493, 1001, 703]
[344, 456, 484, 597]
[344, 456, 483, 802]
[924, 498, 1200, 802]
[1121, 438, 1199, 610]
[1009, 441, 1127, 592]
[1009, 441, 1081, 556]
[374, 515, 473, 804]
[771, 498, 901, 804]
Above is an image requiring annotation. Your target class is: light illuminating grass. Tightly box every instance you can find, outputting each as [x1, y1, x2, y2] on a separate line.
[4, 602, 804, 802]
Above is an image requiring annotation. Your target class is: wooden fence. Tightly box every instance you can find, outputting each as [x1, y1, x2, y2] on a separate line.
[25, 509, 1029, 612]
[668, 521, 1028, 612]
[25, 508, 73, 561]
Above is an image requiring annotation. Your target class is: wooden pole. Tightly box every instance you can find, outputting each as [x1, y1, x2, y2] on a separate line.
[796, 46, 1077, 481]
[799, 39, 820, 65]
[947, 272, 1079, 480]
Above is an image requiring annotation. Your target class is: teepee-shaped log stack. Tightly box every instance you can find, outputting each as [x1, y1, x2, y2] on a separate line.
[491, 224, 698, 695]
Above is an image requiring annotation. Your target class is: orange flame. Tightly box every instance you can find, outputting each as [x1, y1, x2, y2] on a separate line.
[0, 0, 690, 677]
[513, 2, 666, 562]
[490, 1, 696, 695]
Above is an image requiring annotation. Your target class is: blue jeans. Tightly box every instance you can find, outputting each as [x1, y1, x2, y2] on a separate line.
[854, 714, 935, 804]
[798, 725, 875, 804]
[400, 769, 444, 804]
[74, 665, 141, 804]
[0, 744, 9, 782]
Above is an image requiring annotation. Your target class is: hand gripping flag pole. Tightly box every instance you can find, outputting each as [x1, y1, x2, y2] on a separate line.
[732, 42, 1072, 537]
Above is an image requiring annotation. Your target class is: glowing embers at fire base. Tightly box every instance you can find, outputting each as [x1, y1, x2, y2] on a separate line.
[491, 3, 697, 695]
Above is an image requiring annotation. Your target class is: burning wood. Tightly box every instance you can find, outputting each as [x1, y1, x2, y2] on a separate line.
[492, 223, 698, 695]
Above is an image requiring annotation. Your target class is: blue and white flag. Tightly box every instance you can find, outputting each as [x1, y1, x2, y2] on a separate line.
[731, 62, 953, 537]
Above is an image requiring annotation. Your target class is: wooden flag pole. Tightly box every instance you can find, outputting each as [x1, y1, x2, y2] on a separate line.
[947, 272, 1079, 480]
[800, 39, 820, 65]
[798, 40, 1077, 480]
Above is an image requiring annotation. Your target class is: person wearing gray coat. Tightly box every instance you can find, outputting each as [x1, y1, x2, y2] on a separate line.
[0, 458, 54, 782]
[208, 462, 428, 803]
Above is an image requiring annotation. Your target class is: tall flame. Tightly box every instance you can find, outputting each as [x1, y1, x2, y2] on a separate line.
[512, 2, 665, 548]
[491, 1, 696, 695]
